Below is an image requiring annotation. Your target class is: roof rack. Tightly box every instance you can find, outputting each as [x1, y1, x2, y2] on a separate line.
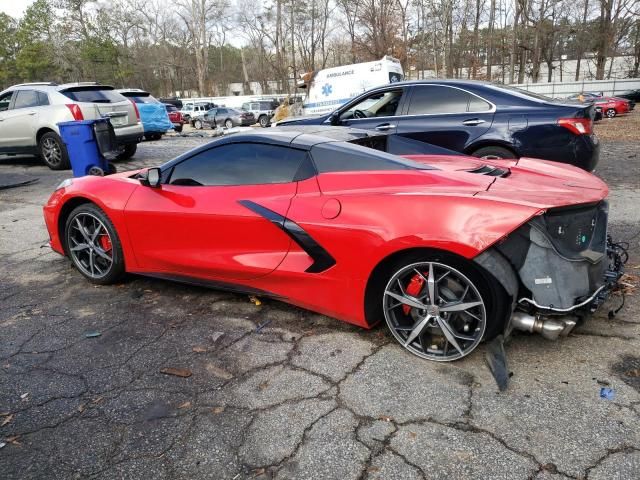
[14, 82, 58, 87]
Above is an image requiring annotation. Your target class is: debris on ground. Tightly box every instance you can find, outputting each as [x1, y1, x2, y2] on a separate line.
[20, 393, 29, 401]
[1, 414, 13, 427]
[599, 387, 615, 400]
[256, 319, 272, 332]
[160, 367, 192, 378]
[0, 442, 5, 449]
[211, 406, 225, 414]
[210, 331, 224, 343]
[84, 331, 101, 338]
[0, 174, 39, 190]
[177, 401, 192, 409]
[192, 346, 207, 353]
[249, 295, 262, 306]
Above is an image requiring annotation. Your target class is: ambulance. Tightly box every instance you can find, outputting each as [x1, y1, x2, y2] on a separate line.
[299, 56, 404, 116]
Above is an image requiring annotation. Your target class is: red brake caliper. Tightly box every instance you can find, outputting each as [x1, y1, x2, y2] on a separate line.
[403, 273, 425, 315]
[99, 235, 112, 252]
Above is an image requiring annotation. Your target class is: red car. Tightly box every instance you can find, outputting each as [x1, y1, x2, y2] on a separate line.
[43, 128, 624, 362]
[594, 97, 630, 118]
[164, 103, 185, 132]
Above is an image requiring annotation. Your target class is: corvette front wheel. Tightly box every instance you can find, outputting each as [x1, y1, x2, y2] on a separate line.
[381, 254, 501, 361]
[64, 204, 125, 285]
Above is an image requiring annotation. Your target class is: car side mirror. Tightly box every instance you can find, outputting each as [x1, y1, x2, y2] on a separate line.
[329, 113, 340, 126]
[140, 167, 161, 188]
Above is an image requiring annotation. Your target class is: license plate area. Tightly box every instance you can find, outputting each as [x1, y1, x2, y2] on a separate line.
[109, 115, 127, 127]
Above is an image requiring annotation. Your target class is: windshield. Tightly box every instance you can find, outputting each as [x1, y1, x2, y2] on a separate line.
[61, 87, 126, 104]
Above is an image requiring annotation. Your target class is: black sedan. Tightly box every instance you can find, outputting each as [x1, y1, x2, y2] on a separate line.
[194, 108, 256, 130]
[279, 80, 600, 171]
[617, 89, 640, 103]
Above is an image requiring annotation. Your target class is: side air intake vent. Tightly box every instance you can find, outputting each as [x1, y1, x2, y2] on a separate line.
[466, 164, 510, 177]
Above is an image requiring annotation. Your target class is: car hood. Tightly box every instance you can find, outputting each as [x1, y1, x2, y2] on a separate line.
[403, 154, 608, 209]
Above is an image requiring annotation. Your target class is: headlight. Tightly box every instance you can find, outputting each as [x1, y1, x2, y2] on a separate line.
[55, 178, 73, 191]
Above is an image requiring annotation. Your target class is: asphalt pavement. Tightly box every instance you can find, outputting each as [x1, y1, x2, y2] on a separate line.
[1, 126, 639, 479]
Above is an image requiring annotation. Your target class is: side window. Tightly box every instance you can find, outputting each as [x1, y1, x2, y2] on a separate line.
[13, 90, 40, 109]
[218, 108, 228, 115]
[468, 94, 492, 112]
[340, 89, 404, 120]
[37, 91, 50, 106]
[408, 86, 469, 115]
[0, 92, 13, 112]
[169, 143, 311, 186]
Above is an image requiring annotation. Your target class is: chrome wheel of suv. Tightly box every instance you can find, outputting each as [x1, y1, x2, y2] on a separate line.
[39, 132, 70, 170]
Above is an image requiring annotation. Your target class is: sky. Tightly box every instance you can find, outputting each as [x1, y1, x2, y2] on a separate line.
[0, 0, 34, 19]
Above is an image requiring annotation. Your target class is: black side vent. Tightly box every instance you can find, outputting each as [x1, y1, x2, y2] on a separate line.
[467, 164, 510, 177]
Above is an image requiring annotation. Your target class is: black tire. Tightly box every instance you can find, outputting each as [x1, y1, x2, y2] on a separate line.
[39, 131, 70, 170]
[64, 203, 125, 285]
[115, 144, 137, 161]
[367, 250, 510, 361]
[259, 115, 269, 128]
[107, 163, 117, 175]
[174, 125, 183, 133]
[605, 108, 616, 118]
[471, 146, 516, 160]
[224, 119, 233, 129]
[194, 119, 203, 130]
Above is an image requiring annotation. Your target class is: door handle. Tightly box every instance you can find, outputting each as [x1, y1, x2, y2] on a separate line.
[27, 111, 37, 116]
[375, 124, 396, 131]
[462, 119, 486, 126]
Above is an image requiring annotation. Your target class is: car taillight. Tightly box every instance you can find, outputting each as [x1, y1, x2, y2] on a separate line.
[129, 99, 140, 121]
[558, 117, 592, 135]
[65, 104, 84, 121]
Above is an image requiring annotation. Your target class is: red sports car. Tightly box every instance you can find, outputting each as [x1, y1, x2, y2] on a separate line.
[594, 97, 630, 118]
[43, 128, 624, 362]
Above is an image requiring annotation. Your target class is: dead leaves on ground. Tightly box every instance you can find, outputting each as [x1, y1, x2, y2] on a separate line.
[160, 367, 192, 378]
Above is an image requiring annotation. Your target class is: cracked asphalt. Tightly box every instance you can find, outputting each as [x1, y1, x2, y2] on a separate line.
[1, 120, 639, 479]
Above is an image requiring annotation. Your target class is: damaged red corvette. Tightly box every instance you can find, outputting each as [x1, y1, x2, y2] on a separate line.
[43, 127, 625, 361]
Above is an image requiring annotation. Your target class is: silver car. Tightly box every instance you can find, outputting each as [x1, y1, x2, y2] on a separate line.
[0, 82, 143, 170]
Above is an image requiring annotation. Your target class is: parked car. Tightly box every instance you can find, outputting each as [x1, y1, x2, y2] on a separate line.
[617, 89, 640, 102]
[118, 89, 173, 141]
[164, 104, 185, 132]
[277, 80, 600, 171]
[0, 82, 143, 169]
[594, 97, 630, 118]
[194, 107, 255, 129]
[180, 102, 215, 122]
[43, 127, 624, 362]
[241, 100, 277, 127]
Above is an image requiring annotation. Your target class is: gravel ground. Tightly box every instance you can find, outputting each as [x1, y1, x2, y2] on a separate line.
[1, 118, 639, 479]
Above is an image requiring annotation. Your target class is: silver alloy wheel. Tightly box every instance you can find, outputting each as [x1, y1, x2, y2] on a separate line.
[383, 261, 487, 361]
[225, 119, 233, 129]
[42, 137, 62, 166]
[606, 108, 616, 118]
[194, 119, 203, 129]
[66, 212, 114, 279]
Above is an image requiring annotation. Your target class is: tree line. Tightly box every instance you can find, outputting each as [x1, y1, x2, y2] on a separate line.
[0, 0, 638, 96]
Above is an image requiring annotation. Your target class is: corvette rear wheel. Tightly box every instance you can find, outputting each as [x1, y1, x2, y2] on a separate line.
[65, 204, 124, 284]
[383, 259, 488, 361]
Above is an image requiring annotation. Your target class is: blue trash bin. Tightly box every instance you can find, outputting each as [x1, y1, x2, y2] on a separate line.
[58, 119, 112, 177]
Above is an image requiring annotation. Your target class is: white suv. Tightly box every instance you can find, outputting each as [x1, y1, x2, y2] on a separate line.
[0, 82, 144, 170]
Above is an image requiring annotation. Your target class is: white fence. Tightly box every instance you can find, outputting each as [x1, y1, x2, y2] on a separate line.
[511, 78, 640, 98]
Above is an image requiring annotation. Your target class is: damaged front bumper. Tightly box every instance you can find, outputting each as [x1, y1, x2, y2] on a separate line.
[494, 201, 626, 338]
